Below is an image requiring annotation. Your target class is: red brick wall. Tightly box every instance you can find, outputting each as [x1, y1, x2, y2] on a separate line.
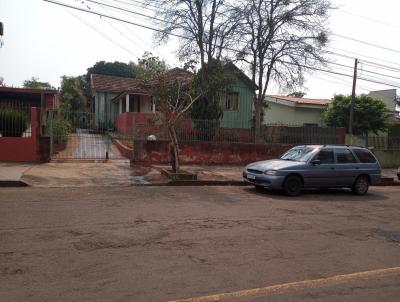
[133, 140, 293, 164]
[0, 107, 45, 162]
[116, 112, 133, 136]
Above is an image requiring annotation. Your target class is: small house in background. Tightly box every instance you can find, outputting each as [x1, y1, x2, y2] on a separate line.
[90, 74, 152, 129]
[369, 89, 400, 136]
[263, 95, 331, 126]
[369, 89, 399, 118]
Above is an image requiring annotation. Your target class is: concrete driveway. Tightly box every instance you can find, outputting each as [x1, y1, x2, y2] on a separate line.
[0, 186, 399, 301]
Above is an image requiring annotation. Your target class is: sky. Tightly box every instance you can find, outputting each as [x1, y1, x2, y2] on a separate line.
[1, 0, 400, 99]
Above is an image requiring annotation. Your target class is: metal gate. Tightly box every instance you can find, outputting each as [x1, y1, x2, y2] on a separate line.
[47, 110, 132, 160]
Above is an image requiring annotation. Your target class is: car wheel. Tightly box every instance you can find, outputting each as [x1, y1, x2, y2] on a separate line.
[352, 175, 369, 195]
[283, 175, 303, 196]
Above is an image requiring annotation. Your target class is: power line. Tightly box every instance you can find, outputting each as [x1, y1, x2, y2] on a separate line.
[337, 9, 400, 29]
[361, 60, 400, 73]
[332, 33, 400, 55]
[328, 60, 400, 81]
[46, 0, 400, 89]
[280, 60, 400, 89]
[75, 0, 400, 75]
[44, 0, 188, 39]
[82, 0, 400, 77]
[328, 46, 400, 68]
[81, 0, 162, 23]
[66, 9, 138, 57]
[83, 0, 148, 53]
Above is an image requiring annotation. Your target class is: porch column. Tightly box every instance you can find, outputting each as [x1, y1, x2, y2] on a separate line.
[151, 97, 156, 113]
[126, 94, 130, 112]
[119, 98, 122, 114]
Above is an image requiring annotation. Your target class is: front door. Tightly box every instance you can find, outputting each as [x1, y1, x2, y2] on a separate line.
[304, 148, 337, 187]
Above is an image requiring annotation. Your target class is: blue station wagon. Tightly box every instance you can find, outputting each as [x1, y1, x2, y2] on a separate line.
[243, 145, 381, 196]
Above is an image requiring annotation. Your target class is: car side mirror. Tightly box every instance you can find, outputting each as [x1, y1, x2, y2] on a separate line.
[311, 159, 321, 165]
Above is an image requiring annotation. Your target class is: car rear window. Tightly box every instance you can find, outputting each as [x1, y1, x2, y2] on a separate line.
[336, 148, 357, 163]
[353, 149, 377, 163]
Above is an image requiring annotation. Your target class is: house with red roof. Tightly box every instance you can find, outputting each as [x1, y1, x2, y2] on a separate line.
[90, 65, 257, 135]
[264, 95, 331, 126]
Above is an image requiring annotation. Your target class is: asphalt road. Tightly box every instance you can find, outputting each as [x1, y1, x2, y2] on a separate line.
[0, 186, 399, 302]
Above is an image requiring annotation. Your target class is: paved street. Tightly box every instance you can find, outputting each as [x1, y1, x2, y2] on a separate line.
[0, 186, 399, 302]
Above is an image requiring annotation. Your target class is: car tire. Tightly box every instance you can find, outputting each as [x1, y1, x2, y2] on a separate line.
[352, 175, 369, 195]
[283, 175, 303, 196]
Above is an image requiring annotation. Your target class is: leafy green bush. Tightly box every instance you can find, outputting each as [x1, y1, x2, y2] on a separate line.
[53, 118, 71, 144]
[0, 108, 29, 137]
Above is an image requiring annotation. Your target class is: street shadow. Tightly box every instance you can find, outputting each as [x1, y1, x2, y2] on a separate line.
[243, 186, 389, 202]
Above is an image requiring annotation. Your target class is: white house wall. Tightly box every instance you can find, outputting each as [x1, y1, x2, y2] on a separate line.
[263, 101, 325, 126]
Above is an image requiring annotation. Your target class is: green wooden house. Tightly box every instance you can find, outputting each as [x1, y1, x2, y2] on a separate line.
[90, 64, 256, 131]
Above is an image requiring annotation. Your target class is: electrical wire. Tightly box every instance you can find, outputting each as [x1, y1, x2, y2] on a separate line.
[47, 0, 400, 89]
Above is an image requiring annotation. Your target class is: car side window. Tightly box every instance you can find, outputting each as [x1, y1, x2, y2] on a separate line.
[353, 149, 377, 163]
[313, 149, 334, 164]
[336, 148, 357, 164]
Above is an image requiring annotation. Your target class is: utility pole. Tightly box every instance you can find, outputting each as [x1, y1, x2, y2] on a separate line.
[348, 58, 358, 136]
[0, 22, 4, 48]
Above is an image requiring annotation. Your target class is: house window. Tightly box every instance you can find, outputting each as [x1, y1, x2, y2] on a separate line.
[221, 92, 239, 111]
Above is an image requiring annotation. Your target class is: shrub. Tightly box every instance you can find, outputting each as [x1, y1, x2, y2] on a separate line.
[52, 118, 71, 144]
[0, 108, 29, 137]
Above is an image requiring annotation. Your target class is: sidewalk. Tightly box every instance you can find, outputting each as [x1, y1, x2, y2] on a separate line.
[0, 162, 399, 187]
[0, 163, 33, 186]
[152, 165, 399, 184]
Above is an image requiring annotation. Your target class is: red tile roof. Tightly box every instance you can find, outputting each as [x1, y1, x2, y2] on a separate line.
[90, 74, 150, 94]
[270, 95, 331, 106]
[0, 87, 58, 94]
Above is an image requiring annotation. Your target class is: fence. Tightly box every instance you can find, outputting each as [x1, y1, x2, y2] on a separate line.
[262, 124, 344, 145]
[130, 116, 345, 145]
[0, 107, 45, 162]
[367, 136, 400, 150]
[0, 104, 31, 137]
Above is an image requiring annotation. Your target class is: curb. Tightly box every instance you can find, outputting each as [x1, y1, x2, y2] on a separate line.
[0, 180, 30, 187]
[155, 180, 400, 187]
[166, 180, 250, 186]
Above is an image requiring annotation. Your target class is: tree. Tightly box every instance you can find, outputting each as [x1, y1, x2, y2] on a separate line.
[190, 60, 235, 139]
[287, 91, 306, 98]
[23, 77, 54, 89]
[149, 0, 239, 69]
[85, 61, 136, 82]
[323, 94, 391, 136]
[149, 0, 240, 128]
[236, 0, 332, 141]
[59, 76, 87, 116]
[191, 59, 234, 120]
[133, 52, 168, 80]
[151, 72, 202, 173]
[0, 77, 5, 87]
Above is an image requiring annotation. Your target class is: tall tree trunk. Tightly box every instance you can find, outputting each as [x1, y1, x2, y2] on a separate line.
[168, 124, 180, 173]
[254, 102, 263, 143]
